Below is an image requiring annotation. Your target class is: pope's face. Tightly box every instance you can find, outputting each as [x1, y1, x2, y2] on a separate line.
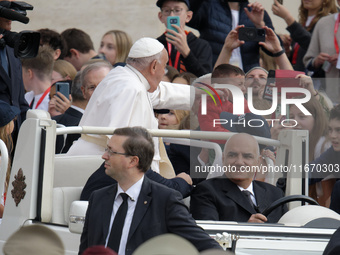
[148, 49, 168, 92]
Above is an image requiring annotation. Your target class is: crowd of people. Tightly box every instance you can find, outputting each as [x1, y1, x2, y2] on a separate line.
[1, 0, 340, 254]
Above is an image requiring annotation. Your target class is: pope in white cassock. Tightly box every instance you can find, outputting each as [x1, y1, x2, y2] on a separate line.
[67, 37, 194, 173]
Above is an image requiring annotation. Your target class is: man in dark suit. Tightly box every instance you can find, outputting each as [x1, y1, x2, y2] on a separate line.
[190, 133, 287, 223]
[79, 162, 192, 201]
[0, 13, 29, 144]
[79, 126, 221, 255]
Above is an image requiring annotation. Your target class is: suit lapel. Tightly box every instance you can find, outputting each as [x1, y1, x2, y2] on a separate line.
[102, 185, 118, 237]
[127, 177, 152, 240]
[253, 181, 269, 213]
[0, 65, 11, 90]
[0, 48, 12, 96]
[222, 178, 257, 214]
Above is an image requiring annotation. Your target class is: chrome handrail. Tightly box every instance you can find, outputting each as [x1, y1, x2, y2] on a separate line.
[56, 127, 281, 147]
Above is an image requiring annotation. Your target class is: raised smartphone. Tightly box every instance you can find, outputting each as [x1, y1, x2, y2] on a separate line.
[238, 27, 265, 42]
[167, 16, 180, 35]
[56, 82, 70, 99]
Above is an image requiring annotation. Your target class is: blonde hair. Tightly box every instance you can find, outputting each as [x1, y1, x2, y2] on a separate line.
[179, 113, 199, 130]
[53, 59, 77, 81]
[299, 0, 337, 31]
[103, 30, 132, 64]
[0, 123, 13, 192]
[174, 110, 190, 125]
[160, 110, 190, 130]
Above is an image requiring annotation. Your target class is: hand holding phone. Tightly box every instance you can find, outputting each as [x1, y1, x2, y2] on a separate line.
[54, 81, 71, 114]
[56, 82, 70, 100]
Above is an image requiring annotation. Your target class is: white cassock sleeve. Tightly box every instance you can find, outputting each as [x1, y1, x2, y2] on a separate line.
[149, 82, 194, 110]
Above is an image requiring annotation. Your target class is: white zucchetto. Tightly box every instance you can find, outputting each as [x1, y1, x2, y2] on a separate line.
[128, 37, 164, 59]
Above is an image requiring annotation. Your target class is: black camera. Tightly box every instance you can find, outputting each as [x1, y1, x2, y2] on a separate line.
[0, 29, 40, 58]
[0, 1, 32, 23]
[8, 1, 33, 16]
[0, 1, 40, 58]
[238, 27, 266, 42]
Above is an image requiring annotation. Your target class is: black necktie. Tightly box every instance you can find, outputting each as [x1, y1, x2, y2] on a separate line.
[29, 98, 35, 109]
[242, 190, 259, 213]
[108, 193, 129, 253]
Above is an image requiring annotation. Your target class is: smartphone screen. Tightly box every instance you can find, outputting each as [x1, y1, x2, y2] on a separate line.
[56, 82, 70, 99]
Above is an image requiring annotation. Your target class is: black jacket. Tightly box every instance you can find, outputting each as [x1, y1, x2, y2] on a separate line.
[0, 46, 29, 140]
[79, 176, 221, 255]
[187, 0, 275, 71]
[191, 177, 288, 223]
[286, 21, 315, 72]
[157, 31, 212, 77]
[52, 107, 83, 153]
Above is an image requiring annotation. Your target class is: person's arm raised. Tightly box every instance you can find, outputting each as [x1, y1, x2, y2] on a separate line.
[271, 0, 295, 27]
[245, 1, 265, 29]
[259, 26, 293, 70]
[214, 25, 245, 69]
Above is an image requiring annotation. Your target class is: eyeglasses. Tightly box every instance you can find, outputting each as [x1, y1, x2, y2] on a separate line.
[104, 147, 129, 157]
[161, 8, 184, 16]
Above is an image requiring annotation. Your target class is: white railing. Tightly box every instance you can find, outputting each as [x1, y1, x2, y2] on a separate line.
[56, 127, 281, 148]
[56, 126, 281, 183]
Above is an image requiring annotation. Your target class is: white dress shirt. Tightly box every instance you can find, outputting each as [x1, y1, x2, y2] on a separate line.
[25, 90, 50, 111]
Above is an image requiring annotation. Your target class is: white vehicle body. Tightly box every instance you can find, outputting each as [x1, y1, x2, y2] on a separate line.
[0, 110, 339, 255]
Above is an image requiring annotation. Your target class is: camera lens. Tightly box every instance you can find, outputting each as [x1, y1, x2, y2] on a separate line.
[247, 30, 255, 39]
[257, 30, 265, 37]
[18, 34, 29, 52]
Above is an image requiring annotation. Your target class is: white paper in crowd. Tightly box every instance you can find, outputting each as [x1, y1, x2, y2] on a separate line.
[336, 52, 340, 69]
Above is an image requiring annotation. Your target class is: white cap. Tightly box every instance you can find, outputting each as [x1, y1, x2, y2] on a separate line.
[3, 225, 65, 255]
[128, 37, 164, 59]
[132, 233, 199, 255]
